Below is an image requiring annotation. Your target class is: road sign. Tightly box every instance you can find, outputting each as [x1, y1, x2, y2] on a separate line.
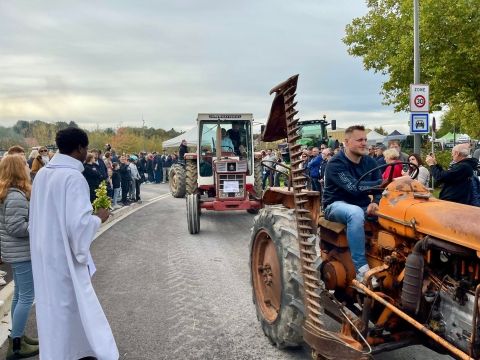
[410, 84, 429, 112]
[410, 113, 429, 134]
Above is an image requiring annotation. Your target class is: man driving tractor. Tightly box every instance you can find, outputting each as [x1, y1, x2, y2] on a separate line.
[322, 125, 383, 283]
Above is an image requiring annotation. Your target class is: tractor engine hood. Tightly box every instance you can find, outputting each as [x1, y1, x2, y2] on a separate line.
[378, 177, 480, 254]
[262, 74, 299, 142]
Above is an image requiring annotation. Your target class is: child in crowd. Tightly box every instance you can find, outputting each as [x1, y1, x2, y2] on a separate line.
[111, 163, 121, 209]
[106, 168, 114, 200]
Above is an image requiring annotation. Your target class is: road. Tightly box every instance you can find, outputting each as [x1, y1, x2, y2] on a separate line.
[0, 184, 451, 359]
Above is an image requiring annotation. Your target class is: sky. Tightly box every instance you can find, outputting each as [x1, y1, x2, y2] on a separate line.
[0, 0, 429, 134]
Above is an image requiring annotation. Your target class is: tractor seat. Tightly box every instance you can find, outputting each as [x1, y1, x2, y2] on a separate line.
[318, 217, 349, 248]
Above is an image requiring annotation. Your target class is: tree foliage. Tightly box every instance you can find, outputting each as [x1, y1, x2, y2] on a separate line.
[373, 126, 388, 135]
[343, 0, 480, 118]
[2, 120, 183, 153]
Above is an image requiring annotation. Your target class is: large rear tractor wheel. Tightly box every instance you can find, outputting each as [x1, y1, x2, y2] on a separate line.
[186, 159, 198, 195]
[250, 206, 304, 348]
[169, 164, 186, 198]
[254, 159, 263, 198]
[186, 194, 200, 234]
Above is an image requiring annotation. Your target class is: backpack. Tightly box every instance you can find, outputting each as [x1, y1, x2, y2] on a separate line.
[470, 174, 480, 207]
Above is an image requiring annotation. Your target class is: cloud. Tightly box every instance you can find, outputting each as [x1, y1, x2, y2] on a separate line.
[0, 0, 406, 132]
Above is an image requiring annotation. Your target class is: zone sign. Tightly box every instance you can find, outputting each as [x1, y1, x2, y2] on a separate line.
[410, 84, 429, 112]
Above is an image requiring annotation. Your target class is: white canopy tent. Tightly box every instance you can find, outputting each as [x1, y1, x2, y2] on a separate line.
[162, 127, 198, 148]
[366, 130, 385, 145]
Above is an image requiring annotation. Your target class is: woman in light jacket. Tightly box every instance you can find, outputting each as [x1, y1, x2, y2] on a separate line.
[405, 153, 430, 187]
[0, 154, 39, 358]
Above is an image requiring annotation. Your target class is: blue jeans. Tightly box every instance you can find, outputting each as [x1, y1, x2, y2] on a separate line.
[10, 261, 35, 338]
[113, 188, 121, 206]
[324, 201, 367, 272]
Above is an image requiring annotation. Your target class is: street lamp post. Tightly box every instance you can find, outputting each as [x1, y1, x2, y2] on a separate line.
[413, 0, 421, 154]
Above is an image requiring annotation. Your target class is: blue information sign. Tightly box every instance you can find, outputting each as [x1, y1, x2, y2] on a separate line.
[410, 113, 429, 134]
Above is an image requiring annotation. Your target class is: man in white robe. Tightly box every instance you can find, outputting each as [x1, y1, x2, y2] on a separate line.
[29, 127, 119, 360]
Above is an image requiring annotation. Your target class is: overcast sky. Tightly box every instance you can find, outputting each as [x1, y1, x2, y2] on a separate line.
[0, 1, 421, 133]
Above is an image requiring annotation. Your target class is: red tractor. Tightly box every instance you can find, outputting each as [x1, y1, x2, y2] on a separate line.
[184, 113, 262, 234]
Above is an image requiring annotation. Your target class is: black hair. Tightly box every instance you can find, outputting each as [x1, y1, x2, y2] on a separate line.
[55, 127, 89, 154]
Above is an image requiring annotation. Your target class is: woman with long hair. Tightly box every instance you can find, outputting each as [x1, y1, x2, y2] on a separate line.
[30, 146, 50, 180]
[405, 153, 430, 187]
[0, 155, 39, 358]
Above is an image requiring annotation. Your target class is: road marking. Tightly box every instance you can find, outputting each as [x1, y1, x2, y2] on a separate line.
[0, 192, 173, 347]
[95, 193, 172, 239]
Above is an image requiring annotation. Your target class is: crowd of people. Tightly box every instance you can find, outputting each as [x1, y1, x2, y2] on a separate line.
[260, 135, 480, 209]
[0, 130, 187, 359]
[0, 125, 479, 359]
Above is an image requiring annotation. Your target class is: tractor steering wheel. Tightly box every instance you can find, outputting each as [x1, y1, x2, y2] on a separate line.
[355, 161, 419, 192]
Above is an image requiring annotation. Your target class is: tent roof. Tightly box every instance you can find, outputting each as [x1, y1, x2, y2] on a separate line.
[388, 130, 403, 136]
[366, 130, 385, 145]
[162, 127, 197, 148]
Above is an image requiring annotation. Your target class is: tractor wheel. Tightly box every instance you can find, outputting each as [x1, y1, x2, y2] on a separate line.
[250, 206, 304, 348]
[186, 159, 198, 195]
[186, 194, 200, 234]
[254, 159, 263, 198]
[169, 164, 186, 198]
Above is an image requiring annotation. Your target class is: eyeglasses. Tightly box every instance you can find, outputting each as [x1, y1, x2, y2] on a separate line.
[40, 150, 47, 153]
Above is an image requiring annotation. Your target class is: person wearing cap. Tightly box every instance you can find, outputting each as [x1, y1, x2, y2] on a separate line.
[128, 157, 141, 202]
[375, 144, 386, 166]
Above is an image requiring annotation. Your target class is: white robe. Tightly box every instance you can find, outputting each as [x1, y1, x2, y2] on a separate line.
[29, 153, 119, 360]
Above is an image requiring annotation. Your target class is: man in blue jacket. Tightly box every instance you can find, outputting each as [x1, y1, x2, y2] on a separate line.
[307, 147, 322, 191]
[322, 125, 383, 283]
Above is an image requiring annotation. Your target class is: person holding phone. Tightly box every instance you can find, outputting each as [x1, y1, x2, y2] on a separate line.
[402, 153, 430, 186]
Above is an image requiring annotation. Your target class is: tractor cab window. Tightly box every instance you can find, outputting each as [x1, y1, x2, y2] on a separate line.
[199, 120, 252, 177]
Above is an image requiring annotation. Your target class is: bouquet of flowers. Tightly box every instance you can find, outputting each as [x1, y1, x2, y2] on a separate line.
[92, 181, 111, 212]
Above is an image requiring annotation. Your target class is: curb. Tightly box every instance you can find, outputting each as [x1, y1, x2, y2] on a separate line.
[0, 192, 171, 339]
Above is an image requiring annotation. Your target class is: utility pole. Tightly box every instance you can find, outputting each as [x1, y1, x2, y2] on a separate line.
[413, 0, 421, 154]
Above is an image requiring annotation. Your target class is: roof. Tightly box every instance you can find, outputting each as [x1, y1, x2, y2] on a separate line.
[162, 127, 197, 148]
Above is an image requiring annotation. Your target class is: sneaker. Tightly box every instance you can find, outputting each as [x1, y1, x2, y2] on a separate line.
[0, 270, 6, 277]
[0, 277, 6, 286]
[355, 264, 379, 288]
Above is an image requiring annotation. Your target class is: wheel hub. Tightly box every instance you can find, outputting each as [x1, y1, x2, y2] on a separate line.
[252, 230, 282, 323]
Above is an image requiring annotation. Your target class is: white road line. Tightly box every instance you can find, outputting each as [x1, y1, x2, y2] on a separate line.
[95, 193, 172, 239]
[0, 192, 173, 347]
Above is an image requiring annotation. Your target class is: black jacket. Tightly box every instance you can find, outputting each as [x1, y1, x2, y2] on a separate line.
[323, 151, 382, 209]
[119, 163, 131, 183]
[179, 144, 188, 160]
[112, 170, 121, 189]
[431, 157, 478, 205]
[83, 163, 103, 201]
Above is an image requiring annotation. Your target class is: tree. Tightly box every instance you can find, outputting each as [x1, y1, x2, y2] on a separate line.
[437, 94, 480, 139]
[373, 126, 388, 135]
[343, 0, 480, 115]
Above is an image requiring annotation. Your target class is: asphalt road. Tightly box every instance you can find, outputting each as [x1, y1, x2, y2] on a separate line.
[0, 183, 452, 359]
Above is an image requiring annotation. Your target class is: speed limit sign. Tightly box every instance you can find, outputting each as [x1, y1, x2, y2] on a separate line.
[410, 84, 429, 112]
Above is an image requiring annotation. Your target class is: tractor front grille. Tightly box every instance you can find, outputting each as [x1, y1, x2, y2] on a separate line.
[218, 174, 245, 198]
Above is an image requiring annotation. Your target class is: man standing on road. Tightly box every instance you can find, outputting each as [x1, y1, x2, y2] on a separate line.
[29, 127, 119, 360]
[322, 125, 383, 283]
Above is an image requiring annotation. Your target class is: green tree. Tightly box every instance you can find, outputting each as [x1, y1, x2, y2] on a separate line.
[373, 126, 388, 135]
[343, 0, 480, 115]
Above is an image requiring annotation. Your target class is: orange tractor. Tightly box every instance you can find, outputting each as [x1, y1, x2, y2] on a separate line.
[250, 75, 480, 359]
